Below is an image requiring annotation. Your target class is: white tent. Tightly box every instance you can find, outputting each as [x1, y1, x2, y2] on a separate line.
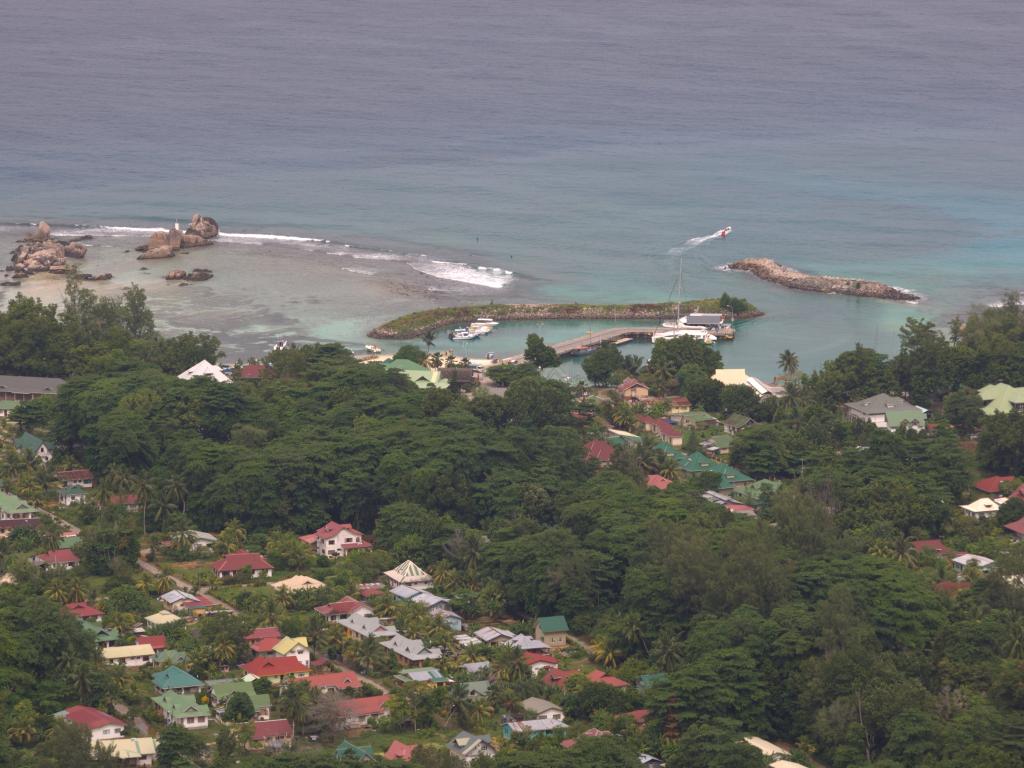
[178, 360, 230, 383]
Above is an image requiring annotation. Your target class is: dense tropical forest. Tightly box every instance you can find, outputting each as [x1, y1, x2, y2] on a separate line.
[2, 281, 1024, 768]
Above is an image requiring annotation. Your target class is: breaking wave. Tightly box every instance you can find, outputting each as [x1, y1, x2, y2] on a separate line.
[408, 260, 514, 289]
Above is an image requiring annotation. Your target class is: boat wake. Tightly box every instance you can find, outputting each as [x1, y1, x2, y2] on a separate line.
[668, 226, 731, 256]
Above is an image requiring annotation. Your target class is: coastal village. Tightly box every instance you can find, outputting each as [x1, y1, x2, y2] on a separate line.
[4, 282, 1024, 768]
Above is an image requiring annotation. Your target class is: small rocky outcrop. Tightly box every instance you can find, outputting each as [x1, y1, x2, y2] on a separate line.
[165, 267, 214, 282]
[186, 213, 219, 240]
[28, 221, 51, 241]
[136, 213, 219, 260]
[64, 242, 88, 259]
[726, 258, 919, 301]
[81, 272, 112, 281]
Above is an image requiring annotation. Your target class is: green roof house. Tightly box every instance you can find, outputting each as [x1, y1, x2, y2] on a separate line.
[150, 692, 210, 729]
[335, 741, 375, 760]
[152, 665, 205, 694]
[208, 679, 271, 718]
[382, 359, 449, 390]
[979, 383, 1024, 416]
[0, 400, 19, 418]
[0, 490, 40, 520]
[534, 615, 570, 648]
[80, 620, 120, 647]
[14, 432, 54, 464]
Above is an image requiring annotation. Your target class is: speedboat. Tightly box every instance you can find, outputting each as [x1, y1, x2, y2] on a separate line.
[451, 330, 478, 341]
[475, 317, 499, 325]
[364, 344, 383, 354]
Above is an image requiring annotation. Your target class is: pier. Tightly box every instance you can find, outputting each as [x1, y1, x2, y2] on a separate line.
[501, 326, 661, 364]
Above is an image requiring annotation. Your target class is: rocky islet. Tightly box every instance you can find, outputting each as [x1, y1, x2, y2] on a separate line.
[726, 258, 920, 301]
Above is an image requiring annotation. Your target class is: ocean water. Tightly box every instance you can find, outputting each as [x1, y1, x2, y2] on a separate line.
[2, 0, 1022, 377]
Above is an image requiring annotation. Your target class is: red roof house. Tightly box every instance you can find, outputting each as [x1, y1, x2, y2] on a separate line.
[55, 468, 94, 486]
[314, 596, 372, 621]
[305, 670, 361, 692]
[975, 475, 1017, 494]
[587, 669, 629, 688]
[240, 656, 309, 680]
[636, 414, 682, 444]
[32, 549, 79, 569]
[211, 550, 273, 578]
[136, 634, 167, 652]
[251, 719, 292, 742]
[58, 705, 125, 733]
[647, 474, 672, 490]
[1005, 516, 1024, 540]
[299, 521, 372, 558]
[621, 708, 650, 726]
[911, 539, 955, 557]
[245, 626, 282, 642]
[584, 439, 614, 464]
[358, 583, 384, 598]
[64, 601, 104, 620]
[336, 694, 391, 727]
[542, 668, 580, 688]
[108, 494, 139, 507]
[383, 740, 417, 762]
[616, 377, 649, 401]
[238, 363, 268, 380]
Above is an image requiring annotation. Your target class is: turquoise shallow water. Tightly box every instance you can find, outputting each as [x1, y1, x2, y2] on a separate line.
[1, 0, 1022, 377]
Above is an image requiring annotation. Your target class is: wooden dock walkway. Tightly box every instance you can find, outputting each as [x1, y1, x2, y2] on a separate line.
[502, 326, 659, 364]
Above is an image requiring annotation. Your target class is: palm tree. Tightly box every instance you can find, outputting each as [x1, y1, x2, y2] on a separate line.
[210, 640, 238, 668]
[1004, 617, 1024, 660]
[44, 580, 70, 604]
[68, 660, 95, 704]
[444, 683, 484, 729]
[421, 330, 437, 351]
[66, 578, 87, 603]
[170, 527, 197, 554]
[651, 630, 685, 672]
[355, 637, 387, 674]
[590, 635, 623, 668]
[134, 573, 154, 594]
[163, 476, 189, 516]
[277, 682, 315, 733]
[778, 349, 800, 376]
[134, 477, 158, 535]
[430, 561, 457, 591]
[619, 612, 649, 654]
[491, 645, 528, 683]
[319, 624, 347, 660]
[154, 574, 177, 594]
[889, 536, 919, 569]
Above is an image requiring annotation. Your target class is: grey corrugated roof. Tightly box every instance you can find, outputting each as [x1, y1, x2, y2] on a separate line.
[0, 375, 65, 396]
[845, 393, 915, 414]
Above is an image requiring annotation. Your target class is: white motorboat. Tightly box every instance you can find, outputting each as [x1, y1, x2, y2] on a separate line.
[475, 317, 499, 325]
[365, 344, 383, 354]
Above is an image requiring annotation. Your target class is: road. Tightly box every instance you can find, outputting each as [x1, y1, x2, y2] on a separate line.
[137, 549, 237, 614]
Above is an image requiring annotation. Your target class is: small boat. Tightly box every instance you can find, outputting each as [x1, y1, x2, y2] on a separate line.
[475, 317, 499, 325]
[365, 344, 383, 354]
[451, 330, 479, 341]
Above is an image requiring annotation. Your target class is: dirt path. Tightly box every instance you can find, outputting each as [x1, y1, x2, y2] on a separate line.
[137, 549, 237, 614]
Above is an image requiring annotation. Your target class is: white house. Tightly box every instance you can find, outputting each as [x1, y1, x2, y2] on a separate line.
[383, 559, 433, 589]
[952, 553, 994, 577]
[842, 394, 927, 431]
[379, 633, 442, 665]
[178, 360, 231, 383]
[55, 706, 125, 744]
[299, 521, 372, 558]
[102, 644, 156, 667]
[520, 697, 564, 721]
[959, 498, 1002, 519]
[106, 737, 157, 767]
